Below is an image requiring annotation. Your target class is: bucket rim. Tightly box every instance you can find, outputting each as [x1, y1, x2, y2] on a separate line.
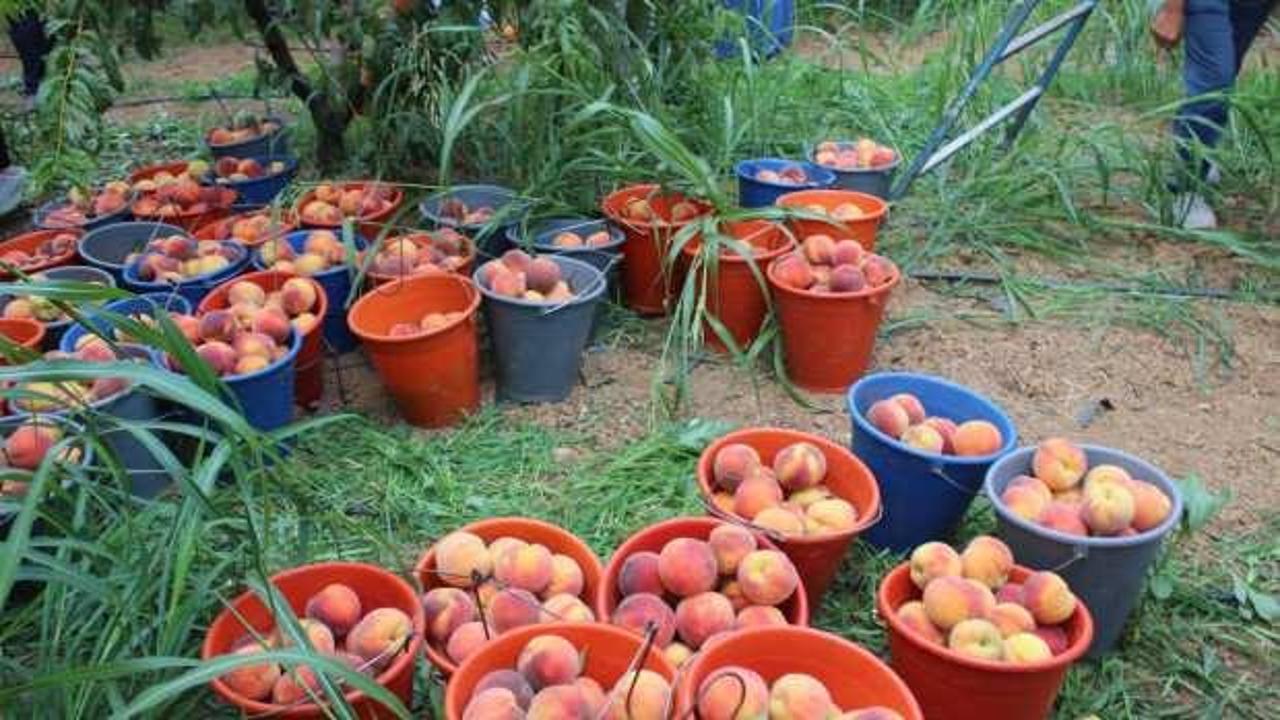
[209, 154, 299, 190]
[473, 254, 607, 309]
[734, 158, 838, 189]
[600, 183, 714, 231]
[79, 222, 191, 267]
[520, 216, 627, 253]
[766, 251, 901, 301]
[775, 188, 889, 221]
[204, 115, 289, 150]
[418, 183, 529, 230]
[807, 141, 903, 175]
[347, 273, 481, 344]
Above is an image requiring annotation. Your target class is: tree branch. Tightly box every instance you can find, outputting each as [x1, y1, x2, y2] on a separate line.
[243, 0, 313, 105]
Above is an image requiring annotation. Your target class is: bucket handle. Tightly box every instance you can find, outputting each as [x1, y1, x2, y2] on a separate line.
[1050, 543, 1090, 573]
[535, 262, 613, 317]
[699, 493, 790, 546]
[930, 464, 979, 497]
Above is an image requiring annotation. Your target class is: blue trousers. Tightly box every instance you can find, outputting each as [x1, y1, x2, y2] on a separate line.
[1174, 0, 1277, 184]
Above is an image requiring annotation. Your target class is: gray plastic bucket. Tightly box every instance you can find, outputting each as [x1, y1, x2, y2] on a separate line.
[419, 184, 530, 259]
[473, 255, 605, 403]
[984, 445, 1184, 658]
[78, 222, 188, 283]
[508, 217, 626, 337]
[809, 147, 900, 199]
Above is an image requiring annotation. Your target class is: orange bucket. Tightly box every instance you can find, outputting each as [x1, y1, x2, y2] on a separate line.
[413, 516, 605, 676]
[678, 220, 793, 352]
[346, 274, 481, 428]
[199, 269, 329, 408]
[444, 622, 677, 720]
[675, 625, 923, 719]
[200, 561, 425, 719]
[775, 189, 888, 251]
[0, 228, 83, 278]
[295, 181, 405, 241]
[696, 427, 882, 606]
[193, 208, 299, 245]
[877, 563, 1094, 720]
[0, 317, 46, 362]
[767, 254, 900, 394]
[600, 184, 712, 316]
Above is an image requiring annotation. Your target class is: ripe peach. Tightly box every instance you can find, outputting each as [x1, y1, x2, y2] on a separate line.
[1032, 438, 1087, 491]
[737, 549, 799, 606]
[772, 441, 827, 492]
[228, 281, 266, 307]
[769, 673, 835, 719]
[494, 542, 554, 594]
[697, 666, 770, 720]
[960, 535, 1014, 589]
[947, 618, 1004, 661]
[199, 309, 236, 343]
[710, 492, 734, 515]
[674, 591, 735, 649]
[952, 420, 1003, 457]
[921, 417, 958, 453]
[220, 643, 280, 701]
[281, 278, 318, 315]
[832, 239, 865, 266]
[487, 588, 542, 633]
[618, 551, 664, 597]
[1022, 571, 1077, 625]
[3, 423, 62, 471]
[753, 506, 806, 536]
[435, 531, 492, 587]
[712, 443, 761, 492]
[829, 263, 867, 293]
[527, 684, 593, 720]
[1081, 480, 1136, 535]
[708, 524, 757, 576]
[233, 332, 276, 361]
[732, 471, 783, 520]
[252, 307, 291, 344]
[346, 607, 412, 669]
[908, 541, 963, 590]
[270, 618, 335, 655]
[541, 593, 595, 623]
[446, 621, 488, 664]
[1003, 632, 1053, 663]
[888, 393, 925, 423]
[735, 604, 786, 629]
[1083, 464, 1132, 490]
[719, 580, 748, 611]
[804, 498, 859, 534]
[491, 268, 528, 297]
[867, 399, 910, 438]
[606, 669, 671, 720]
[772, 254, 815, 290]
[988, 602, 1036, 637]
[517, 634, 582, 690]
[1129, 479, 1172, 531]
[1001, 480, 1052, 522]
[196, 341, 238, 375]
[1039, 501, 1088, 536]
[670, 201, 700, 222]
[421, 587, 477, 643]
[922, 575, 995, 631]
[995, 582, 1024, 605]
[900, 424, 944, 454]
[895, 600, 945, 645]
[789, 486, 832, 510]
[611, 593, 676, 647]
[658, 538, 718, 597]
[525, 257, 562, 294]
[802, 234, 836, 265]
[1033, 625, 1069, 655]
[487, 536, 527, 566]
[664, 641, 692, 668]
[305, 583, 362, 637]
[463, 688, 524, 720]
[544, 553, 584, 598]
[475, 669, 535, 709]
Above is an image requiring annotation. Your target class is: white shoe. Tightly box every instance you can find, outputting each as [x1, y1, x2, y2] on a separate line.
[1205, 161, 1221, 185]
[1171, 193, 1218, 230]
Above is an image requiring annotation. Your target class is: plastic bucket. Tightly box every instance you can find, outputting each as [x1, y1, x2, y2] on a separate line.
[255, 230, 362, 354]
[419, 184, 530, 258]
[474, 255, 605, 403]
[679, 219, 793, 352]
[360, 230, 477, 287]
[0, 318, 45, 362]
[193, 208, 298, 245]
[205, 116, 289, 159]
[985, 445, 1183, 657]
[0, 228, 83, 278]
[596, 516, 809, 631]
[848, 372, 1018, 552]
[60, 293, 193, 353]
[766, 255, 899, 394]
[3, 265, 117, 351]
[123, 241, 249, 308]
[128, 161, 193, 185]
[445, 622, 676, 720]
[600, 184, 713, 316]
[877, 563, 1093, 720]
[201, 561, 423, 719]
[735, 159, 836, 208]
[695, 427, 882, 606]
[346, 274, 481, 428]
[516, 217, 626, 335]
[132, 186, 238, 233]
[214, 155, 299, 205]
[413, 516, 605, 677]
[32, 199, 131, 232]
[295, 182, 404, 241]
[775, 189, 888, 251]
[716, 0, 796, 58]
[199, 270, 329, 409]
[676, 625, 923, 719]
[810, 145, 902, 199]
[78, 222, 189, 283]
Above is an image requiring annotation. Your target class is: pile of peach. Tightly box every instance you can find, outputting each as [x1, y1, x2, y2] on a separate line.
[133, 173, 235, 219]
[753, 164, 809, 185]
[0, 232, 77, 272]
[771, 235, 895, 294]
[207, 117, 281, 146]
[708, 441, 860, 538]
[0, 421, 82, 500]
[480, 250, 576, 303]
[813, 139, 897, 170]
[128, 236, 240, 282]
[897, 536, 1078, 663]
[1000, 438, 1173, 537]
[696, 668, 903, 720]
[4, 267, 103, 323]
[226, 212, 293, 245]
[460, 633, 672, 720]
[129, 161, 208, 194]
[610, 526, 799, 666]
[162, 282, 310, 377]
[438, 198, 496, 227]
[619, 195, 701, 225]
[549, 228, 613, 249]
[212, 156, 288, 183]
[387, 311, 467, 338]
[866, 392, 1004, 457]
[41, 184, 130, 227]
[362, 230, 471, 278]
[259, 230, 346, 277]
[7, 338, 138, 413]
[218, 582, 412, 706]
[301, 183, 396, 225]
[423, 531, 595, 666]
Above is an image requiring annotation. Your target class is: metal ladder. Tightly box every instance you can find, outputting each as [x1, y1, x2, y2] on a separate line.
[889, 0, 1100, 200]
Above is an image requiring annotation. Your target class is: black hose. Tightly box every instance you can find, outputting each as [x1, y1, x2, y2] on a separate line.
[908, 269, 1269, 303]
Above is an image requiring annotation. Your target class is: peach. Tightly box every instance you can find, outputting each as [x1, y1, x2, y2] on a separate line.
[708, 524, 757, 575]
[719, 580, 747, 611]
[346, 607, 412, 668]
[804, 498, 858, 534]
[737, 549, 799, 606]
[544, 553, 585, 598]
[541, 593, 595, 623]
[1000, 482, 1051, 523]
[732, 472, 783, 520]
[475, 579, 501, 610]
[789, 486, 832, 510]
[1083, 464, 1132, 490]
[713, 443, 761, 491]
[606, 670, 671, 720]
[802, 234, 836, 265]
[921, 417, 958, 453]
[829, 264, 866, 293]
[952, 420, 1003, 457]
[1081, 480, 1135, 535]
[198, 309, 236, 342]
[3, 423, 62, 471]
[220, 643, 280, 701]
[995, 582, 1024, 605]
[988, 602, 1036, 637]
[576, 677, 607, 716]
[658, 538, 718, 597]
[674, 591, 735, 649]
[922, 575, 995, 631]
[773, 442, 827, 493]
[494, 542, 554, 594]
[697, 666, 770, 720]
[228, 281, 266, 307]
[908, 541, 963, 590]
[1038, 501, 1088, 536]
[1022, 571, 1077, 625]
[435, 531, 492, 587]
[272, 618, 335, 654]
[618, 551, 664, 597]
[525, 257, 562, 294]
[1003, 632, 1053, 663]
[421, 587, 477, 643]
[475, 668, 535, 709]
[889, 393, 926, 424]
[517, 634, 582, 690]
[463, 688, 524, 720]
[446, 621, 488, 664]
[487, 537, 527, 566]
[1033, 625, 1069, 655]
[960, 535, 1014, 589]
[252, 307, 291, 344]
[527, 684, 590, 720]
[769, 673, 835, 719]
[753, 506, 805, 536]
[487, 588, 542, 633]
[735, 604, 786, 629]
[867, 400, 910, 438]
[281, 278, 318, 315]
[234, 354, 269, 375]
[271, 665, 321, 705]
[664, 641, 693, 668]
[305, 583, 362, 637]
[1032, 438, 1087, 491]
[900, 424, 944, 454]
[611, 593, 676, 647]
[491, 268, 527, 297]
[1129, 479, 1172, 531]
[842, 708, 906, 720]
[772, 254, 815, 289]
[832, 239, 864, 266]
[710, 492, 735, 515]
[947, 618, 1004, 661]
[895, 600, 945, 645]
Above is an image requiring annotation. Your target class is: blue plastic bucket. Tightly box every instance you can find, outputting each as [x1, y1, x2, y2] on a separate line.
[847, 372, 1018, 552]
[122, 241, 249, 308]
[254, 230, 363, 353]
[735, 159, 836, 208]
[985, 446, 1183, 657]
[212, 155, 298, 205]
[78, 222, 189, 283]
[419, 185, 530, 259]
[33, 198, 131, 232]
[716, 0, 795, 58]
[59, 293, 192, 353]
[206, 116, 289, 159]
[0, 265, 117, 352]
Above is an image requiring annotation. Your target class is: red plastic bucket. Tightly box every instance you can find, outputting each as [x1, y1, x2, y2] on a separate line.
[346, 274, 481, 428]
[198, 269, 329, 409]
[600, 184, 712, 316]
[193, 209, 299, 245]
[695, 427, 882, 606]
[766, 253, 900, 394]
[775, 189, 888, 252]
[876, 563, 1094, 720]
[444, 622, 677, 720]
[678, 220, 793, 352]
[0, 317, 46, 364]
[675, 625, 923, 719]
[413, 516, 605, 677]
[200, 561, 425, 719]
[295, 182, 404, 241]
[0, 229, 83, 278]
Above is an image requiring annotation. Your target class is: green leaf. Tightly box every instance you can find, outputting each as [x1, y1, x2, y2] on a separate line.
[1175, 474, 1227, 532]
[1248, 588, 1279, 623]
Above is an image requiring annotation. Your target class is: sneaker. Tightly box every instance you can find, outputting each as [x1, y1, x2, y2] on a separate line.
[1205, 161, 1221, 186]
[1171, 193, 1217, 230]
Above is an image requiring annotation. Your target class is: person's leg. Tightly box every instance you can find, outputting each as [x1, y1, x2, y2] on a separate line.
[1230, 0, 1279, 74]
[1174, 0, 1236, 187]
[7, 12, 49, 97]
